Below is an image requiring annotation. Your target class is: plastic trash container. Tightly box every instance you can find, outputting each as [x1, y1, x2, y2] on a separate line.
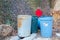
[31, 16, 38, 33]
[39, 16, 53, 38]
[17, 15, 32, 37]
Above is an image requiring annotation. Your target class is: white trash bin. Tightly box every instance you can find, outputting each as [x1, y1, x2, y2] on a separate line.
[17, 15, 32, 37]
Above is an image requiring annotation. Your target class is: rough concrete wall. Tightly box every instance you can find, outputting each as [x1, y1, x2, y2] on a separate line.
[0, 0, 51, 29]
[9, 0, 33, 21]
[40, 0, 51, 16]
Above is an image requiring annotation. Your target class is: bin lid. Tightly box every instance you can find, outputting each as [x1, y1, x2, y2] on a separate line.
[35, 9, 43, 17]
[39, 16, 53, 21]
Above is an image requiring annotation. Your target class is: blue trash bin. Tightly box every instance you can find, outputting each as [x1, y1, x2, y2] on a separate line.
[39, 16, 53, 38]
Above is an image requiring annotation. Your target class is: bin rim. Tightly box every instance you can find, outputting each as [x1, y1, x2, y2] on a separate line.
[38, 16, 53, 21]
[17, 15, 31, 18]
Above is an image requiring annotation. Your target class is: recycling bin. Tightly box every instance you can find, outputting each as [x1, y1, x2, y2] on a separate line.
[31, 16, 38, 34]
[17, 15, 32, 37]
[39, 16, 53, 38]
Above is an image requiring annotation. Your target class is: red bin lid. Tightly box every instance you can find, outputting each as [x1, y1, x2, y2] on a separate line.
[35, 9, 43, 17]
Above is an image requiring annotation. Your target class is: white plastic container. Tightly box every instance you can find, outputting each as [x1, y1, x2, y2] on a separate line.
[17, 15, 32, 37]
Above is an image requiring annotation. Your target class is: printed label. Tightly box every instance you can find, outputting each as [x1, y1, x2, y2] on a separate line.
[17, 16, 27, 28]
[43, 23, 48, 27]
[18, 18, 22, 28]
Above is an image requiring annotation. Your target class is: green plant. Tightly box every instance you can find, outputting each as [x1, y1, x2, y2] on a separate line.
[0, 0, 12, 24]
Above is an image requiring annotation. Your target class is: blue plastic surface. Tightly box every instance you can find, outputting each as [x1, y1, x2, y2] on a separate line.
[39, 16, 53, 38]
